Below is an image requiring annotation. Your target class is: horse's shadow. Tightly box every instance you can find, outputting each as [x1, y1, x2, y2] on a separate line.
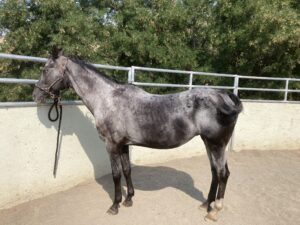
[36, 104, 109, 178]
[36, 104, 205, 203]
[97, 165, 206, 203]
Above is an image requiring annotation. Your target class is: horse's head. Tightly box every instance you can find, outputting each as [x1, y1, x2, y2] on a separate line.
[33, 48, 69, 103]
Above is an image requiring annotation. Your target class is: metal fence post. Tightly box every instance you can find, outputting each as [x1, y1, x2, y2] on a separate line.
[189, 72, 193, 90]
[228, 75, 240, 152]
[130, 66, 135, 83]
[128, 66, 135, 83]
[284, 79, 290, 101]
[233, 75, 239, 95]
[128, 68, 131, 83]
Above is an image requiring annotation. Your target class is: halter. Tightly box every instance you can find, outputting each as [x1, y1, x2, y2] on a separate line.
[35, 58, 68, 177]
[35, 58, 68, 99]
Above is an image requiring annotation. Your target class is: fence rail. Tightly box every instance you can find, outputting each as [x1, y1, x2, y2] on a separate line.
[1, 53, 300, 107]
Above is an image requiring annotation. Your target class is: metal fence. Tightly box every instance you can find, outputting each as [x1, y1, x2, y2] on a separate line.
[0, 53, 300, 107]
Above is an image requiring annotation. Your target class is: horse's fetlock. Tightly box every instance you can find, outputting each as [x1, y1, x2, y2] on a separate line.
[128, 189, 134, 196]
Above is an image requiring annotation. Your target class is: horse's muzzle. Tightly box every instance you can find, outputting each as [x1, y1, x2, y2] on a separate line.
[32, 86, 47, 104]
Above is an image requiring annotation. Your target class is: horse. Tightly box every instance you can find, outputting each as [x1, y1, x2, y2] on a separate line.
[33, 48, 243, 222]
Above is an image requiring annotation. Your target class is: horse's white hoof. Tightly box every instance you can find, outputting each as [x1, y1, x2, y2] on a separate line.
[199, 201, 208, 210]
[204, 209, 218, 222]
[214, 198, 223, 211]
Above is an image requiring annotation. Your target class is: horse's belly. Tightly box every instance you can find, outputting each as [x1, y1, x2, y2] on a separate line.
[130, 130, 197, 149]
[127, 113, 199, 149]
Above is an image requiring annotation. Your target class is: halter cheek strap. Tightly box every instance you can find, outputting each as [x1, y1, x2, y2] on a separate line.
[35, 77, 63, 98]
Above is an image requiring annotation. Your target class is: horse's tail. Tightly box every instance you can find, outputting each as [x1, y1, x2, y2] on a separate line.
[217, 91, 243, 116]
[211, 90, 243, 126]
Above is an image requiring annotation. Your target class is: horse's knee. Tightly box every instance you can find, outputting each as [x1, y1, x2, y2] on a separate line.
[123, 166, 131, 176]
[110, 159, 122, 180]
[112, 164, 121, 177]
[120, 146, 131, 177]
[112, 171, 121, 180]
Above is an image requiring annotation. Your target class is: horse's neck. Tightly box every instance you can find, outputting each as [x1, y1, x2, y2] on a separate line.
[65, 60, 115, 114]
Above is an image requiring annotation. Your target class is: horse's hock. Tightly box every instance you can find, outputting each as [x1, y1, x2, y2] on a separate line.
[0, 101, 300, 210]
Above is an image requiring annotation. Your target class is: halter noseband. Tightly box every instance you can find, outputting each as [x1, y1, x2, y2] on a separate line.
[35, 59, 68, 99]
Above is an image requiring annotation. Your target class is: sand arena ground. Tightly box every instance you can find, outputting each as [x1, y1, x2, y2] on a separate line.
[0, 150, 299, 225]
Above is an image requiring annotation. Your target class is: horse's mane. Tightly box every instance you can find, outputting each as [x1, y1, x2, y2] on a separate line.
[68, 55, 121, 85]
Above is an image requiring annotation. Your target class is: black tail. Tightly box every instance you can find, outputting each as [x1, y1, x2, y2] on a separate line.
[227, 91, 243, 114]
[215, 91, 243, 125]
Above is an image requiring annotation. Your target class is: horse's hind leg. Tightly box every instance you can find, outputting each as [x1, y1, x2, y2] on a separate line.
[215, 162, 230, 211]
[201, 137, 228, 221]
[120, 145, 134, 207]
[200, 145, 218, 212]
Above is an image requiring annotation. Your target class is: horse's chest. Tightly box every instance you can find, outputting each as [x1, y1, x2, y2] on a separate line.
[96, 119, 123, 143]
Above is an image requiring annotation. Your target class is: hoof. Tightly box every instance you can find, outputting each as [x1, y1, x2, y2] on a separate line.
[199, 201, 208, 210]
[204, 209, 218, 222]
[123, 199, 133, 207]
[214, 199, 223, 211]
[107, 205, 119, 215]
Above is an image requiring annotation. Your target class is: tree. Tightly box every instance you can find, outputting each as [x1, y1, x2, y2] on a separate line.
[0, 0, 107, 101]
[0, 0, 299, 101]
[208, 0, 300, 99]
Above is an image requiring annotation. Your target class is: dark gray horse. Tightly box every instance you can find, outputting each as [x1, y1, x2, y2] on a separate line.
[33, 49, 242, 221]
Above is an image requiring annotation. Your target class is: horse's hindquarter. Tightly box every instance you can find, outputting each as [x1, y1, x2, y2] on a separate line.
[123, 91, 200, 149]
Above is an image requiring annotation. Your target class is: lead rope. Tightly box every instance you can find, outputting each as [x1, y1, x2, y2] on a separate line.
[48, 98, 63, 178]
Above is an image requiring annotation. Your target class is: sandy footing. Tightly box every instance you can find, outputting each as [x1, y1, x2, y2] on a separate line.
[0, 150, 299, 225]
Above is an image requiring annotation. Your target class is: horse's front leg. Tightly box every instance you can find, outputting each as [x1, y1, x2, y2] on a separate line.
[120, 145, 134, 207]
[107, 145, 122, 215]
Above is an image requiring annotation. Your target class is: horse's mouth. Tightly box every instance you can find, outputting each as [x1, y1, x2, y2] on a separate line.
[32, 87, 48, 104]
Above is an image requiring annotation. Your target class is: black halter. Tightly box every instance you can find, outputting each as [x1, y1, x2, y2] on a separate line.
[36, 58, 68, 177]
[35, 77, 64, 99]
[35, 59, 68, 99]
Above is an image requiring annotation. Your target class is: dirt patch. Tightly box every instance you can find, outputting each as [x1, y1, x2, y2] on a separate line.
[0, 150, 299, 225]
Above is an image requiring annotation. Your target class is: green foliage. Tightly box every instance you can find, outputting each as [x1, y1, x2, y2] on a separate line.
[0, 0, 106, 58]
[210, 0, 299, 77]
[0, 0, 299, 101]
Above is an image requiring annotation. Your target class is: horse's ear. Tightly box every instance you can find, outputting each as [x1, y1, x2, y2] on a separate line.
[51, 46, 64, 59]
